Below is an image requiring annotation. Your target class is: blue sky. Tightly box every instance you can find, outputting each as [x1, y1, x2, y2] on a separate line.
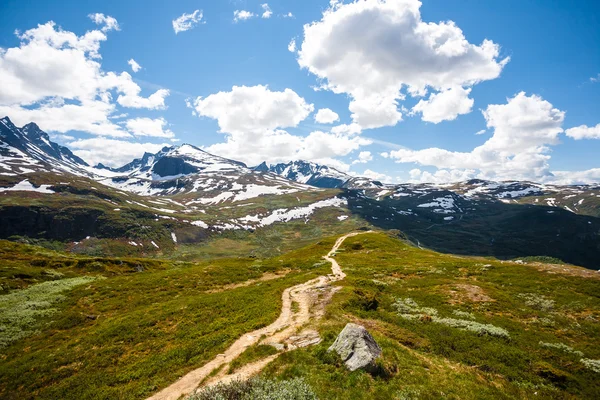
[1, 0, 599, 183]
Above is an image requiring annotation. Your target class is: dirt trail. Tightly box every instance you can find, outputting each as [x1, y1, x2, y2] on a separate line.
[147, 231, 369, 400]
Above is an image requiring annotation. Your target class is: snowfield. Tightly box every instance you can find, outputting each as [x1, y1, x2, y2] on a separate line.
[0, 179, 54, 194]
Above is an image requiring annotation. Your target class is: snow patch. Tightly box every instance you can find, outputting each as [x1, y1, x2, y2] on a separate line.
[0, 179, 54, 194]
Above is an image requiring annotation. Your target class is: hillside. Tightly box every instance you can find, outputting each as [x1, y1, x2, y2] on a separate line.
[1, 232, 598, 399]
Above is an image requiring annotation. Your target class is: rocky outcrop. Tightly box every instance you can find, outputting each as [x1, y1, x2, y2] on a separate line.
[328, 323, 382, 371]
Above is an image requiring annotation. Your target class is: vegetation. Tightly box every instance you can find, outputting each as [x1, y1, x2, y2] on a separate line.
[228, 345, 279, 374]
[0, 238, 335, 399]
[1, 231, 599, 399]
[190, 377, 317, 400]
[261, 232, 600, 399]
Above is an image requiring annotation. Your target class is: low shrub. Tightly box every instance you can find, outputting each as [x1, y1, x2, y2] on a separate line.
[190, 377, 318, 400]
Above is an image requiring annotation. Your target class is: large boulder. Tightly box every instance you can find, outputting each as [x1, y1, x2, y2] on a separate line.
[328, 323, 382, 371]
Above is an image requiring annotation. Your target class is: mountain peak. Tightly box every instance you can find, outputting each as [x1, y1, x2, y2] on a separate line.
[255, 159, 351, 188]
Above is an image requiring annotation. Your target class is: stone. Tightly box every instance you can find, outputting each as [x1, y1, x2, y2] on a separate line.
[328, 323, 382, 371]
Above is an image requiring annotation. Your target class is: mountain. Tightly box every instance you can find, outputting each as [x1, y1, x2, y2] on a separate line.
[93, 144, 315, 202]
[254, 160, 352, 188]
[0, 117, 89, 177]
[1, 116, 599, 269]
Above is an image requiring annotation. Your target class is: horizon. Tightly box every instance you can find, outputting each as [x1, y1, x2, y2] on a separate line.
[1, 0, 599, 185]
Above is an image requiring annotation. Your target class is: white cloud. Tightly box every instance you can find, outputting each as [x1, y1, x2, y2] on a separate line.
[128, 59, 141, 73]
[88, 13, 120, 32]
[411, 86, 474, 123]
[475, 129, 486, 135]
[314, 108, 339, 124]
[288, 38, 297, 53]
[331, 123, 361, 135]
[191, 85, 313, 134]
[389, 92, 565, 182]
[380, 152, 389, 158]
[590, 73, 600, 83]
[172, 10, 204, 34]
[565, 123, 600, 140]
[298, 0, 508, 129]
[206, 129, 370, 168]
[125, 117, 175, 138]
[550, 168, 600, 185]
[189, 85, 370, 166]
[68, 137, 169, 167]
[234, 10, 256, 23]
[116, 86, 169, 109]
[352, 151, 372, 164]
[0, 98, 130, 138]
[283, 12, 294, 18]
[261, 4, 273, 19]
[0, 20, 170, 136]
[408, 168, 476, 184]
[361, 169, 391, 182]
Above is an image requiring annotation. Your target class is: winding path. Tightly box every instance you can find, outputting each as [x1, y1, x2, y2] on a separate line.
[147, 231, 369, 400]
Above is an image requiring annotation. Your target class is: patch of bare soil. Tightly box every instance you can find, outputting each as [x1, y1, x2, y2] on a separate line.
[448, 284, 494, 304]
[529, 262, 600, 280]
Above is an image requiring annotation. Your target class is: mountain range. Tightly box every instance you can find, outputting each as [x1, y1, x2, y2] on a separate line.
[1, 116, 599, 269]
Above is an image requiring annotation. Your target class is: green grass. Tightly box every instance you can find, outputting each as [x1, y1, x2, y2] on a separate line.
[0, 238, 336, 399]
[261, 232, 600, 399]
[228, 344, 279, 374]
[2, 232, 599, 399]
[0, 276, 102, 348]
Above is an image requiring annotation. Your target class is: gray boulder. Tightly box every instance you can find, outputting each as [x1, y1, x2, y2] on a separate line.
[328, 323, 382, 371]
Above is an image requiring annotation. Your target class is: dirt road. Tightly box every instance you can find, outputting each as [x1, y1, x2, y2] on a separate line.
[147, 231, 369, 400]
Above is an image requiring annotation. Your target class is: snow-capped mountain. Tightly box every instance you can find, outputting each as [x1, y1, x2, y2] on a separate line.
[0, 117, 89, 177]
[254, 160, 351, 188]
[93, 144, 314, 200]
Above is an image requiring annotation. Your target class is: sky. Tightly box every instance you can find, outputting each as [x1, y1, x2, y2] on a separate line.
[1, 0, 599, 184]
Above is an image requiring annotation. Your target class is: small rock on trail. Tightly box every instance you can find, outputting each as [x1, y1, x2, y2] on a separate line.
[328, 323, 382, 371]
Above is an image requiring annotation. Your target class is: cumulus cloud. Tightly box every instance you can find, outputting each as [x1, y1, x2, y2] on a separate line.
[0, 98, 130, 138]
[125, 117, 175, 138]
[360, 169, 392, 182]
[390, 92, 565, 182]
[550, 168, 600, 185]
[298, 0, 508, 129]
[408, 168, 477, 184]
[88, 13, 120, 32]
[128, 59, 141, 72]
[172, 10, 204, 34]
[331, 123, 362, 135]
[352, 151, 372, 164]
[68, 138, 169, 167]
[191, 85, 313, 134]
[314, 108, 339, 124]
[234, 10, 256, 23]
[189, 85, 370, 166]
[288, 38, 297, 53]
[261, 4, 273, 19]
[475, 129, 486, 135]
[565, 123, 600, 140]
[0, 20, 170, 136]
[411, 86, 474, 123]
[283, 12, 294, 18]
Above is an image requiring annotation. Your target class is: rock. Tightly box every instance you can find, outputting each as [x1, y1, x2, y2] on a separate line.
[328, 323, 382, 371]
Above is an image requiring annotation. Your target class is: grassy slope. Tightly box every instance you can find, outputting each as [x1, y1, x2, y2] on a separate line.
[262, 233, 600, 399]
[0, 239, 336, 399]
[2, 233, 599, 399]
